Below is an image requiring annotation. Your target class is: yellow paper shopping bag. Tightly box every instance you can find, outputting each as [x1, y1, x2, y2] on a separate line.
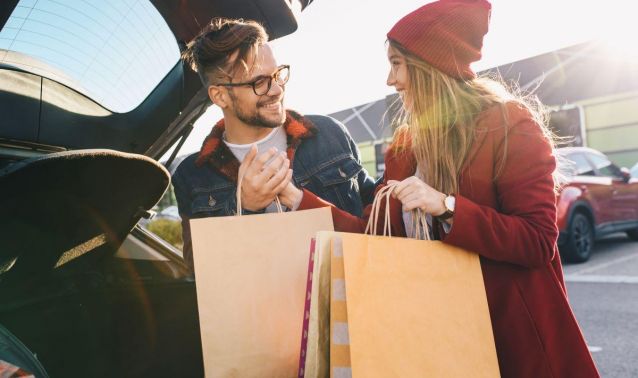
[339, 232, 500, 377]
[304, 185, 499, 377]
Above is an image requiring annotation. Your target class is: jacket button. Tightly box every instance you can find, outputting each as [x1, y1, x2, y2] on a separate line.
[338, 168, 347, 178]
[208, 195, 216, 207]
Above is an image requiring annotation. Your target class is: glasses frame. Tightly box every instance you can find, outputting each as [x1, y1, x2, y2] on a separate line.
[217, 65, 290, 96]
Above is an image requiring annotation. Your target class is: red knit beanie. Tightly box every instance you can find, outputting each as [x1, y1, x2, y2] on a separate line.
[387, 0, 492, 80]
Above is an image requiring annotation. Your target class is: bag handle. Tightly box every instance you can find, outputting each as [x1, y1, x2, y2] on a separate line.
[236, 172, 283, 216]
[364, 183, 430, 240]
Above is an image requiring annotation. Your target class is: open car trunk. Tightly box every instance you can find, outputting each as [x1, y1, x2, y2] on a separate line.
[0, 1, 317, 376]
[0, 150, 203, 377]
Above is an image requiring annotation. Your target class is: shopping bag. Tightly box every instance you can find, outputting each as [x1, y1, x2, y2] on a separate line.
[299, 232, 332, 378]
[300, 231, 351, 378]
[190, 187, 333, 378]
[339, 232, 500, 377]
[305, 185, 499, 377]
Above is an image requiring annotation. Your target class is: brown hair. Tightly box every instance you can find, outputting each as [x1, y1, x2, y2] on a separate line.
[181, 18, 269, 86]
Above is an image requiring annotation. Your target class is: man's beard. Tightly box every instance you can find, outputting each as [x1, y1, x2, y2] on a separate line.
[229, 91, 285, 129]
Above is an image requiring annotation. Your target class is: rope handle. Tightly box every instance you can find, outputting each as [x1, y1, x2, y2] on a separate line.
[364, 183, 430, 240]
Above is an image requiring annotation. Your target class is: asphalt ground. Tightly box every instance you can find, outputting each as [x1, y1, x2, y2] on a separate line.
[563, 233, 638, 377]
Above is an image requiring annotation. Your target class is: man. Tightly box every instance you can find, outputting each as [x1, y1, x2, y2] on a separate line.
[173, 18, 375, 268]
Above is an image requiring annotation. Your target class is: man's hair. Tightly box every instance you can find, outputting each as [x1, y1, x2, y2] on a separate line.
[181, 18, 269, 86]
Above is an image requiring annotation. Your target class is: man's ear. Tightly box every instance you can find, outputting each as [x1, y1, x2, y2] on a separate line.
[208, 85, 229, 108]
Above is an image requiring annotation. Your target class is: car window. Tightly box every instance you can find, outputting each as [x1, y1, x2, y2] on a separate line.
[565, 153, 595, 176]
[0, 0, 179, 113]
[587, 153, 622, 179]
[139, 184, 183, 251]
[137, 105, 222, 252]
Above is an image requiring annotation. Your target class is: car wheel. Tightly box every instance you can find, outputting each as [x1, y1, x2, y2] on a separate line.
[561, 212, 594, 263]
[627, 228, 638, 241]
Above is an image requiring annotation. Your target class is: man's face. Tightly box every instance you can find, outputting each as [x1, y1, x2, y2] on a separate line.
[226, 44, 286, 129]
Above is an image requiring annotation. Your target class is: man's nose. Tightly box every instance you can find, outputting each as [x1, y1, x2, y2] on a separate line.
[267, 80, 284, 96]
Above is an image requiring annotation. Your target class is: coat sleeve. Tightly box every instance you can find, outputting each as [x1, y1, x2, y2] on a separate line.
[297, 188, 369, 233]
[444, 107, 559, 268]
[297, 176, 398, 234]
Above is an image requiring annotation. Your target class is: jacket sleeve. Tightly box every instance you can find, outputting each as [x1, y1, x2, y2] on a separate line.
[443, 109, 559, 268]
[346, 129, 376, 206]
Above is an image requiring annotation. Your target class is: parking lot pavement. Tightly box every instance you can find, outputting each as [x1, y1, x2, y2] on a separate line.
[562, 233, 638, 377]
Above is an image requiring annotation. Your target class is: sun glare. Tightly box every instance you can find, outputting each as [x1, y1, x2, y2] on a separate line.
[596, 12, 638, 61]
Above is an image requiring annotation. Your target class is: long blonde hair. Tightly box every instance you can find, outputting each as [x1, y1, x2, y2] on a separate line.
[389, 41, 552, 195]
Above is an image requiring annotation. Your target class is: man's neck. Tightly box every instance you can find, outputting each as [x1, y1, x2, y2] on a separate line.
[222, 115, 279, 145]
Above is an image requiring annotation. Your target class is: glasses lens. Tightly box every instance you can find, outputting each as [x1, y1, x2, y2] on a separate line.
[253, 76, 271, 96]
[275, 66, 290, 85]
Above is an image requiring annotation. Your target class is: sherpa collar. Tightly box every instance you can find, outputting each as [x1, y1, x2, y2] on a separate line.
[195, 110, 317, 182]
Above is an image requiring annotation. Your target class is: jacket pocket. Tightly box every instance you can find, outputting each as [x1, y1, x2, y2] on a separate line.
[307, 156, 363, 213]
[190, 186, 234, 217]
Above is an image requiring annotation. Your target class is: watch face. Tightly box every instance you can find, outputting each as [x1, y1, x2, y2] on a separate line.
[445, 195, 456, 212]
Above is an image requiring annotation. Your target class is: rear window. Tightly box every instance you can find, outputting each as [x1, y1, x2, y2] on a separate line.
[565, 153, 595, 176]
[0, 0, 179, 113]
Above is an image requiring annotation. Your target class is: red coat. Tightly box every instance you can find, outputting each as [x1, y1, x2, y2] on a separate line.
[299, 102, 599, 377]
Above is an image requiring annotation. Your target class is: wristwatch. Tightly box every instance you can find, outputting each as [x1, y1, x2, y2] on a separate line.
[435, 194, 455, 221]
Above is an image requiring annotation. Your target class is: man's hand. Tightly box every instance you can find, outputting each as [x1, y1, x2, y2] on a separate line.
[238, 145, 292, 211]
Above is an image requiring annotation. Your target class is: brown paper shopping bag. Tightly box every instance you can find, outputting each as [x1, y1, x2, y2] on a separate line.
[190, 186, 333, 378]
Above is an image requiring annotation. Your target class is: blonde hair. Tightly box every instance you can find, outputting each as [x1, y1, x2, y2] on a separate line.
[389, 41, 554, 195]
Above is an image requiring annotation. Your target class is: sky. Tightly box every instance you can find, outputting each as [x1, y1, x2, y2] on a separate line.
[179, 0, 637, 155]
[272, 0, 635, 115]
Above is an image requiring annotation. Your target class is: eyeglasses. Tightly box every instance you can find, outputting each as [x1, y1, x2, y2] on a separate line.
[217, 65, 290, 96]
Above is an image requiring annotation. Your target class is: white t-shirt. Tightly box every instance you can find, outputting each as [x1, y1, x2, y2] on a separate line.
[224, 127, 289, 213]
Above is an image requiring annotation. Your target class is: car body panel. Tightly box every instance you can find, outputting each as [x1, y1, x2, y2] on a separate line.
[557, 147, 638, 241]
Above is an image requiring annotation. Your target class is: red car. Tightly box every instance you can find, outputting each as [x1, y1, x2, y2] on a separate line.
[556, 147, 638, 262]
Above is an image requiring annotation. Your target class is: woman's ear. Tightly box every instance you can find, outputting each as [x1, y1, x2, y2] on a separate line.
[208, 85, 228, 108]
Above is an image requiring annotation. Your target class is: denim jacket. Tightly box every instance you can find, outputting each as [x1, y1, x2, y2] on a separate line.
[172, 110, 375, 267]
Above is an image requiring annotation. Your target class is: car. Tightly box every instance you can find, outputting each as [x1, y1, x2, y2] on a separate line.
[0, 1, 313, 377]
[556, 147, 638, 263]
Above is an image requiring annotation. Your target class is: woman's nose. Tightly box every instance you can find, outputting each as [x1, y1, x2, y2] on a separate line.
[386, 70, 395, 87]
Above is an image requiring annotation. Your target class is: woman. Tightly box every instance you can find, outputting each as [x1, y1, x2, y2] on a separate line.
[297, 0, 600, 376]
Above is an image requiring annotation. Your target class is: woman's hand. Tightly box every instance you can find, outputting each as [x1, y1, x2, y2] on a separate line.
[278, 180, 303, 210]
[388, 176, 447, 215]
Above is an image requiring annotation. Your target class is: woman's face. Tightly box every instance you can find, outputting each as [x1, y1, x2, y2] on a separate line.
[386, 45, 412, 111]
